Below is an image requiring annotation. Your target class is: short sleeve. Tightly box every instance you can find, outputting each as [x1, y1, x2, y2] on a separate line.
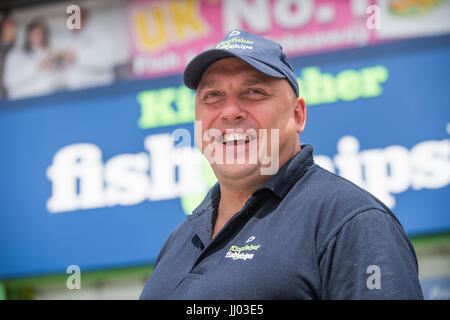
[318, 209, 424, 299]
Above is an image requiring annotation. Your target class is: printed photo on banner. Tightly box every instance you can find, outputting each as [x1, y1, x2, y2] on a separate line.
[0, 0, 130, 100]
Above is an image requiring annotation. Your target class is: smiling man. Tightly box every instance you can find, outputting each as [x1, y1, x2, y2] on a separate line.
[194, 56, 305, 238]
[139, 30, 423, 300]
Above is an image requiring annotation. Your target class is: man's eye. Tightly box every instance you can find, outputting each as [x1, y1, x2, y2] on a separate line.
[206, 92, 218, 98]
[244, 88, 266, 98]
[203, 91, 222, 103]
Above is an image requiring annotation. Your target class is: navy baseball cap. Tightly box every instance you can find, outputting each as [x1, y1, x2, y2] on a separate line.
[183, 29, 299, 97]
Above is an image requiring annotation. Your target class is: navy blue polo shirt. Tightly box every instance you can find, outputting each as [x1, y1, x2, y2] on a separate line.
[140, 144, 423, 300]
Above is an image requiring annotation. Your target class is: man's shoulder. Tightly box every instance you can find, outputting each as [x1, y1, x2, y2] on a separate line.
[287, 163, 403, 239]
[297, 163, 391, 213]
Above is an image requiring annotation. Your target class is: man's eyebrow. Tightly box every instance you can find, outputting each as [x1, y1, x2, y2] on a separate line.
[242, 77, 272, 87]
[197, 76, 271, 92]
[197, 79, 217, 93]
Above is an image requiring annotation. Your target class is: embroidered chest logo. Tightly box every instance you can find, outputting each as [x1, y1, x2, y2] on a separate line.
[225, 236, 261, 261]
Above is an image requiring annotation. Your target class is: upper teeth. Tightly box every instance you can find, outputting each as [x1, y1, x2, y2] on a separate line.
[222, 133, 254, 143]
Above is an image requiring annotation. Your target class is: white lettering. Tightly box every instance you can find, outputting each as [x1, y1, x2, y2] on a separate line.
[46, 128, 450, 213]
[66, 265, 81, 290]
[104, 153, 150, 206]
[47, 144, 104, 213]
[366, 265, 381, 290]
[332, 135, 450, 208]
[144, 134, 206, 200]
[223, 0, 270, 33]
[351, 0, 369, 17]
[274, 0, 313, 29]
[411, 140, 450, 190]
[366, 5, 381, 30]
[360, 145, 410, 208]
[66, 5, 81, 30]
[334, 135, 365, 188]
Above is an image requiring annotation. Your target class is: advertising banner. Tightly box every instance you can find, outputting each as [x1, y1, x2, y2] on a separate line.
[0, 35, 449, 278]
[125, 0, 450, 79]
[420, 275, 450, 300]
[2, 0, 450, 101]
[126, 0, 377, 78]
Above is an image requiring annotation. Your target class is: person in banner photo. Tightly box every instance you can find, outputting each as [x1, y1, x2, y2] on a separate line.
[57, 6, 121, 91]
[0, 11, 17, 99]
[3, 17, 63, 100]
[139, 29, 424, 300]
[3, 5, 123, 100]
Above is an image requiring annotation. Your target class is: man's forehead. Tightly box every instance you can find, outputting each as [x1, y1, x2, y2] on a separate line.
[198, 58, 273, 90]
[203, 57, 259, 75]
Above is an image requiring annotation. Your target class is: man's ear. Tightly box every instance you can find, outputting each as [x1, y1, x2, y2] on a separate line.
[294, 97, 307, 133]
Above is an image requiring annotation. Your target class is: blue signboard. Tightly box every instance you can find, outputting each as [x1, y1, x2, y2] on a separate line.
[420, 276, 450, 300]
[0, 35, 449, 279]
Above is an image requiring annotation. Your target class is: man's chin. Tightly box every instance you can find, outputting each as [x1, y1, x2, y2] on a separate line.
[212, 162, 261, 181]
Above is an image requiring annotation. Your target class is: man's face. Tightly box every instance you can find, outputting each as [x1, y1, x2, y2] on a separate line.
[195, 57, 306, 184]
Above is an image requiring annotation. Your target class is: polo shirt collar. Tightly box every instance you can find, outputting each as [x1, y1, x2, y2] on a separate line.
[256, 144, 314, 199]
[187, 182, 221, 246]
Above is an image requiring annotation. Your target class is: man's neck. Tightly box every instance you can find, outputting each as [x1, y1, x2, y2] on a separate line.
[219, 185, 252, 217]
[213, 186, 249, 239]
[212, 174, 270, 238]
[211, 143, 302, 238]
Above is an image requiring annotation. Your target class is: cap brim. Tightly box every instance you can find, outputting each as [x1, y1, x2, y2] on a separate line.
[183, 49, 286, 90]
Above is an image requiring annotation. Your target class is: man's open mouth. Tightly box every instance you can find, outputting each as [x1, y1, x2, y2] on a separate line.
[221, 133, 256, 145]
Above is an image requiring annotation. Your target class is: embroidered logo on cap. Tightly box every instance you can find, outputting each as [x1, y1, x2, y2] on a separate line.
[229, 30, 240, 37]
[215, 36, 254, 50]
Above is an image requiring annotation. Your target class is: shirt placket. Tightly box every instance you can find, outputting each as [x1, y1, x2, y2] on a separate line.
[188, 194, 267, 274]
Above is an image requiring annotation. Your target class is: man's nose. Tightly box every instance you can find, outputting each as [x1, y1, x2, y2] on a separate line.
[220, 98, 247, 122]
